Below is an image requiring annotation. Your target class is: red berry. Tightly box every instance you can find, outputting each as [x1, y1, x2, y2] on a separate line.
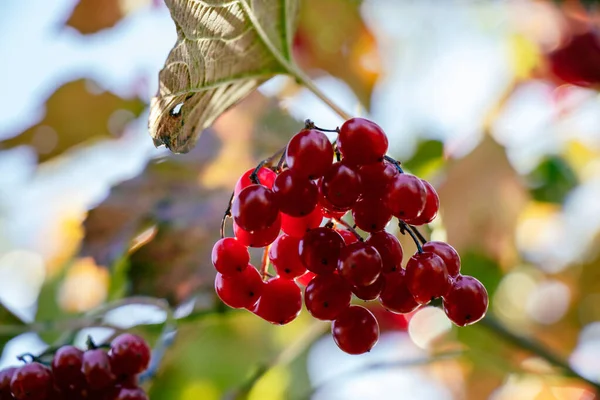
[234, 167, 277, 195]
[365, 231, 403, 274]
[215, 266, 263, 309]
[286, 129, 334, 179]
[384, 174, 427, 220]
[337, 242, 382, 287]
[336, 229, 359, 245]
[233, 215, 281, 247]
[332, 305, 379, 354]
[321, 162, 362, 209]
[352, 197, 393, 233]
[338, 118, 388, 166]
[422, 241, 460, 277]
[352, 274, 384, 301]
[405, 252, 450, 304]
[295, 271, 316, 286]
[357, 161, 398, 198]
[252, 278, 302, 325]
[211, 237, 249, 275]
[10, 363, 53, 400]
[109, 334, 151, 376]
[548, 31, 600, 87]
[379, 269, 420, 314]
[268, 235, 307, 279]
[232, 185, 279, 232]
[114, 387, 148, 400]
[404, 180, 439, 225]
[81, 349, 115, 390]
[0, 367, 17, 398]
[272, 169, 318, 217]
[280, 207, 323, 238]
[51, 346, 86, 391]
[299, 228, 345, 275]
[443, 275, 488, 326]
[304, 274, 352, 320]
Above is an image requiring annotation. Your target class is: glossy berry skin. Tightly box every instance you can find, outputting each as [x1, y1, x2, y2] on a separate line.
[299, 228, 345, 274]
[252, 278, 302, 325]
[295, 271, 316, 287]
[336, 229, 359, 245]
[215, 266, 263, 309]
[352, 197, 393, 233]
[272, 169, 318, 217]
[231, 185, 279, 232]
[443, 275, 488, 326]
[0, 367, 16, 399]
[233, 215, 281, 247]
[337, 242, 382, 287]
[304, 274, 352, 320]
[352, 274, 384, 301]
[109, 334, 151, 376]
[404, 180, 439, 225]
[286, 129, 334, 179]
[365, 231, 403, 274]
[332, 305, 379, 354]
[379, 269, 420, 314]
[319, 199, 347, 220]
[358, 161, 398, 199]
[211, 237, 249, 275]
[268, 235, 307, 279]
[82, 349, 115, 390]
[422, 241, 460, 277]
[114, 387, 149, 400]
[234, 167, 277, 195]
[338, 118, 388, 166]
[405, 252, 450, 304]
[384, 174, 427, 221]
[321, 162, 362, 209]
[10, 363, 53, 400]
[280, 208, 322, 238]
[51, 345, 86, 391]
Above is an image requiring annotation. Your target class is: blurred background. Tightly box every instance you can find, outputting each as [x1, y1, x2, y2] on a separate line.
[1, 0, 600, 398]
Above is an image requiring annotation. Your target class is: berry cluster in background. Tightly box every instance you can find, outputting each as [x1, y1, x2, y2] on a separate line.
[0, 334, 150, 400]
[212, 117, 489, 355]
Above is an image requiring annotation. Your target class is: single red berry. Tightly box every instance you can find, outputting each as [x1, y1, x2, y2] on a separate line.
[379, 269, 420, 314]
[384, 174, 427, 221]
[295, 271, 316, 286]
[304, 274, 352, 320]
[405, 252, 450, 304]
[268, 235, 307, 279]
[109, 334, 151, 377]
[335, 229, 359, 245]
[234, 167, 277, 195]
[10, 363, 53, 400]
[422, 241, 460, 277]
[357, 161, 398, 199]
[352, 274, 384, 301]
[318, 196, 348, 219]
[337, 242, 382, 287]
[332, 305, 379, 354]
[272, 169, 318, 217]
[51, 346, 86, 391]
[404, 180, 439, 225]
[215, 266, 264, 309]
[232, 185, 279, 232]
[114, 387, 148, 400]
[233, 215, 281, 247]
[252, 278, 302, 325]
[352, 197, 393, 233]
[443, 275, 488, 326]
[280, 207, 323, 238]
[81, 349, 115, 390]
[321, 162, 362, 209]
[211, 237, 249, 275]
[299, 228, 345, 275]
[338, 118, 389, 166]
[0, 367, 17, 398]
[365, 231, 403, 274]
[286, 129, 334, 179]
[548, 31, 600, 87]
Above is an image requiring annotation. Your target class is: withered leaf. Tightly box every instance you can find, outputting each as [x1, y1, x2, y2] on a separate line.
[149, 0, 300, 153]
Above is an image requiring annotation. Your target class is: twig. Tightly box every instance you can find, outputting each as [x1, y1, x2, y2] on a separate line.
[220, 192, 235, 238]
[407, 224, 427, 245]
[399, 221, 423, 253]
[304, 119, 340, 133]
[384, 155, 404, 173]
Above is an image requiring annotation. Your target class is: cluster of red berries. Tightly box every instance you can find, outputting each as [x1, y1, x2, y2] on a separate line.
[0, 334, 151, 400]
[212, 118, 489, 354]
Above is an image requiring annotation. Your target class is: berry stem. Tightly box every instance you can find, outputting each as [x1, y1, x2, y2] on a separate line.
[399, 221, 423, 253]
[260, 245, 273, 280]
[333, 217, 363, 241]
[249, 160, 268, 184]
[408, 224, 427, 245]
[384, 155, 404, 173]
[220, 191, 235, 239]
[304, 119, 340, 133]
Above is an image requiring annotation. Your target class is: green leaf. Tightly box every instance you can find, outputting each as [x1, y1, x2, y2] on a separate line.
[0, 302, 24, 355]
[527, 155, 578, 204]
[149, 0, 300, 153]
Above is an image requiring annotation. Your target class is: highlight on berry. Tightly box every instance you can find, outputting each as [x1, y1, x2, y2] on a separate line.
[212, 117, 489, 355]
